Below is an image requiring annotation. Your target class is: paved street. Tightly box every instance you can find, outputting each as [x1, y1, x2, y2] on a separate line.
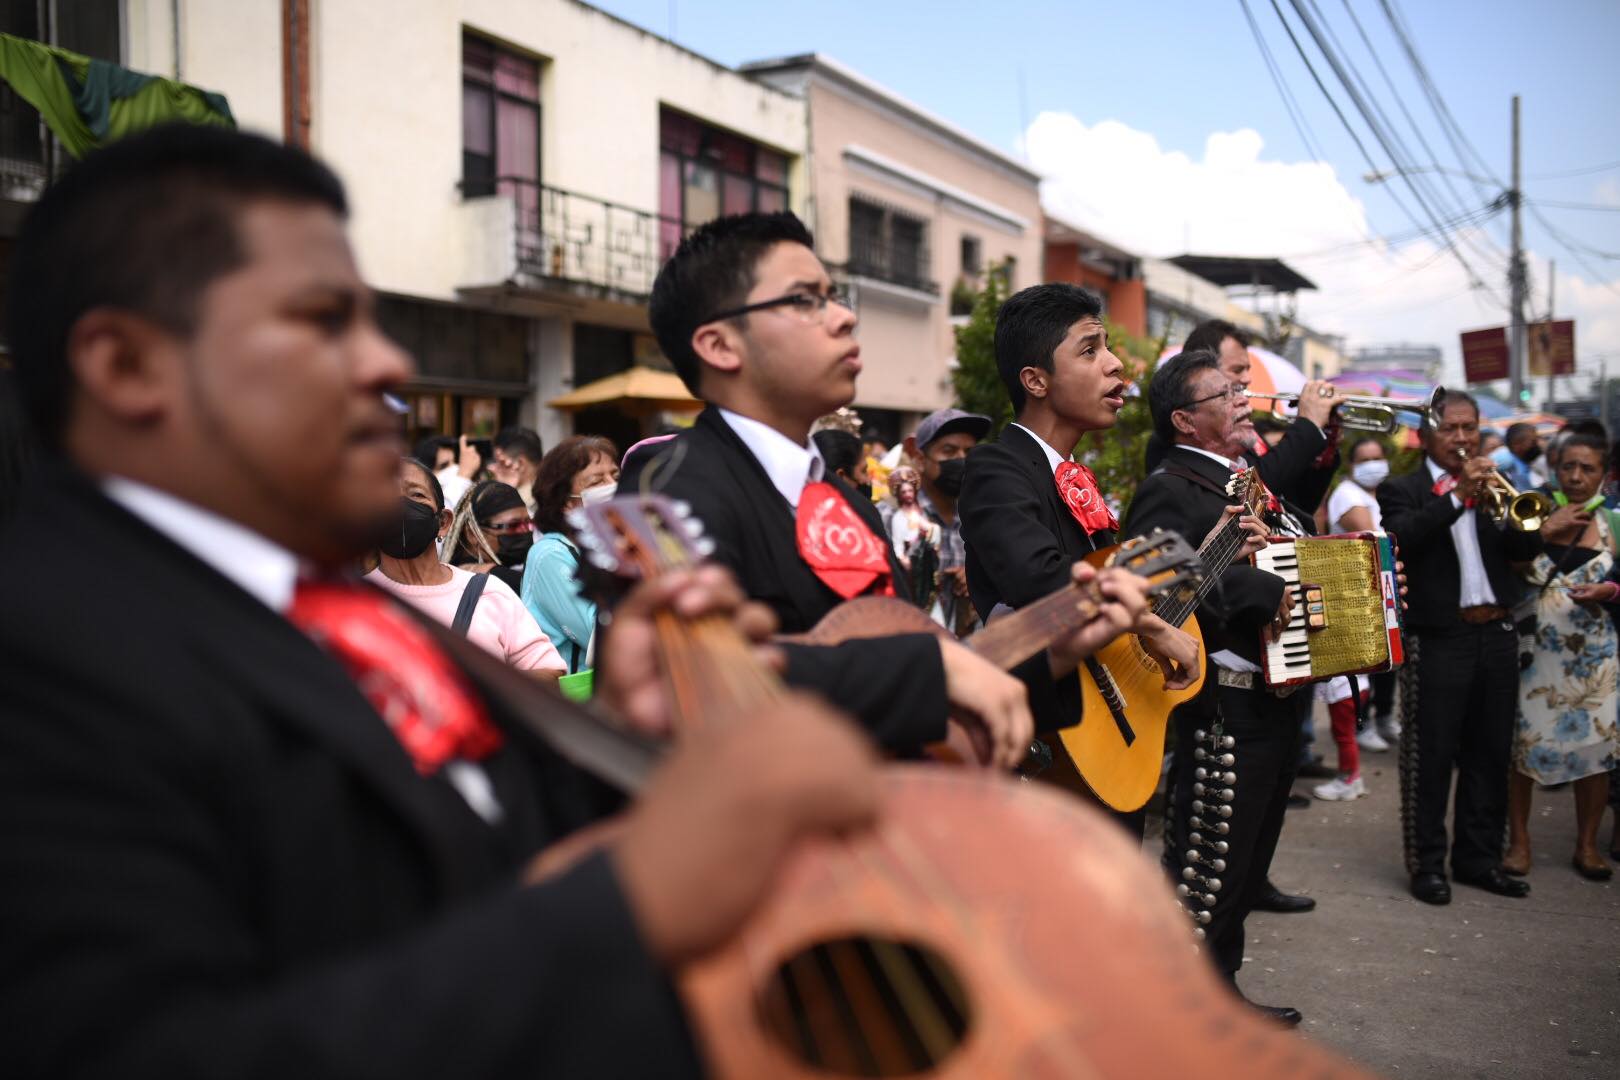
[1238, 709, 1620, 1078]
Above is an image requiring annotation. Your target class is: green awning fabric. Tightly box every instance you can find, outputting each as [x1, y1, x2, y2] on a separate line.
[0, 33, 233, 159]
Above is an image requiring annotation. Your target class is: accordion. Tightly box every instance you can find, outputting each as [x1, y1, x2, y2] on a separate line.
[1251, 531, 1405, 689]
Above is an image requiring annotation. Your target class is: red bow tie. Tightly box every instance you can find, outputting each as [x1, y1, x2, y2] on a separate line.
[287, 580, 503, 774]
[1432, 472, 1476, 509]
[1055, 461, 1118, 535]
[796, 482, 894, 599]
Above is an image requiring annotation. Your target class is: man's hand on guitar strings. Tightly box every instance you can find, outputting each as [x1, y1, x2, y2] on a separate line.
[1046, 563, 1146, 677]
[1135, 615, 1202, 691]
[939, 640, 1036, 771]
[597, 565, 784, 737]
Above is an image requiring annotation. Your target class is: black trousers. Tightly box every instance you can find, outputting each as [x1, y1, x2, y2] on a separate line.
[1398, 622, 1519, 878]
[1370, 670, 1396, 719]
[1168, 684, 1302, 979]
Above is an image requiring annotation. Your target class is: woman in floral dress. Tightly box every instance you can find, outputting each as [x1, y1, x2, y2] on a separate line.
[1505, 432, 1620, 880]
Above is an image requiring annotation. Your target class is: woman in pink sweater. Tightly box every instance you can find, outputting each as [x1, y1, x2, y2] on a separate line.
[367, 458, 564, 680]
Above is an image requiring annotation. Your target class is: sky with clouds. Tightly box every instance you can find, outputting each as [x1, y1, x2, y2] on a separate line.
[593, 0, 1619, 393]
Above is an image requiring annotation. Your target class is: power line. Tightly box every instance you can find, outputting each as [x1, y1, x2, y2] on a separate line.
[1278, 0, 1500, 301]
[1236, 0, 1330, 165]
[1531, 199, 1620, 213]
[1529, 159, 1620, 180]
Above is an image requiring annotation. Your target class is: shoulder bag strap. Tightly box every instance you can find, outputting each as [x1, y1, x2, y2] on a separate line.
[450, 572, 490, 637]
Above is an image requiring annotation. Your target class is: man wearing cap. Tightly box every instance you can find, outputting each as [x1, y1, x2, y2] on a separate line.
[903, 408, 991, 635]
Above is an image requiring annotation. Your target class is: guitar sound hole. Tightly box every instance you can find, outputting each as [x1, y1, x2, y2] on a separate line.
[757, 935, 972, 1076]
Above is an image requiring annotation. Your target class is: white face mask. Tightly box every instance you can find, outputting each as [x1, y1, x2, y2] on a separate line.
[1352, 459, 1390, 489]
[579, 481, 618, 507]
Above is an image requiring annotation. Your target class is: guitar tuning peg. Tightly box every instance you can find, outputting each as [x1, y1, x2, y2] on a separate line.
[565, 509, 586, 531]
[586, 551, 618, 571]
[694, 537, 716, 557]
[672, 500, 692, 518]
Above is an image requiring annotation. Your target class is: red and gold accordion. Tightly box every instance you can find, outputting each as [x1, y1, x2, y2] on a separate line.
[1251, 531, 1405, 689]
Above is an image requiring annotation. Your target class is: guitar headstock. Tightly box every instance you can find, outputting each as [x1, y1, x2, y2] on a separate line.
[567, 494, 715, 582]
[1113, 528, 1205, 602]
[1225, 467, 1269, 518]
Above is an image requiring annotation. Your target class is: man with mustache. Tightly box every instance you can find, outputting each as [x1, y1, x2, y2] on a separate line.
[621, 216, 1152, 769]
[957, 283, 1203, 832]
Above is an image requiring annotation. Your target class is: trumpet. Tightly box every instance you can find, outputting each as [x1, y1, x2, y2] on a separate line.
[1456, 447, 1556, 531]
[1243, 389, 1436, 434]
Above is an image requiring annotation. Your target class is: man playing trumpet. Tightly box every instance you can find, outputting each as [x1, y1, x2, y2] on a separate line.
[1378, 389, 1543, 905]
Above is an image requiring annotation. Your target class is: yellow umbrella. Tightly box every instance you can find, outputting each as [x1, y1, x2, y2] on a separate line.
[547, 366, 701, 412]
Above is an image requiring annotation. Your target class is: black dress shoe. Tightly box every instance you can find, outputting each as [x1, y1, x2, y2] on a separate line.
[1296, 759, 1337, 780]
[1410, 872, 1451, 904]
[1454, 867, 1531, 898]
[1254, 882, 1317, 913]
[1285, 793, 1310, 810]
[1250, 1002, 1303, 1027]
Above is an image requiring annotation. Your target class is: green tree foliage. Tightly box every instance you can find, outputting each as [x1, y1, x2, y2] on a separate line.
[950, 265, 1171, 512]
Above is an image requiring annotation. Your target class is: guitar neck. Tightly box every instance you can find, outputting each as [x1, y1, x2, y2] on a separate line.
[967, 584, 1103, 670]
[1153, 508, 1252, 628]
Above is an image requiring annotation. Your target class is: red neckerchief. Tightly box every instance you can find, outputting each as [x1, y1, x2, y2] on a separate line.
[287, 580, 503, 774]
[1054, 460, 1119, 535]
[796, 481, 894, 599]
[1432, 471, 1476, 509]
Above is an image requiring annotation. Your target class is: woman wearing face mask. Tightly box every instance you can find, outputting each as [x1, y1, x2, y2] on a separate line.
[367, 459, 564, 680]
[521, 436, 620, 675]
[443, 481, 533, 594]
[1309, 438, 1396, 800]
[1507, 431, 1620, 880]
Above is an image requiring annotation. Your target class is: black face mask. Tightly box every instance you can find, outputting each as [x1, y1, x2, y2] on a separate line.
[1519, 444, 1542, 464]
[496, 532, 533, 567]
[855, 481, 874, 500]
[380, 498, 440, 560]
[933, 457, 967, 497]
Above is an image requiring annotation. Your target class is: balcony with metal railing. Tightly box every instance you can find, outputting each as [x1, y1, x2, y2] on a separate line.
[845, 229, 939, 297]
[466, 177, 686, 306]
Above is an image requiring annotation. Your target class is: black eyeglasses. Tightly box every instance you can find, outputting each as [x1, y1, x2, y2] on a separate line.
[1177, 385, 1243, 411]
[702, 289, 854, 325]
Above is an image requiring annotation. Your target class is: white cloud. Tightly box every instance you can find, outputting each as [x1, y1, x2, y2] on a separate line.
[1026, 110, 1620, 384]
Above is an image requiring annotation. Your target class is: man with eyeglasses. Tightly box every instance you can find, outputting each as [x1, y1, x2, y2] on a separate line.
[1122, 349, 1304, 1028]
[618, 212, 1154, 767]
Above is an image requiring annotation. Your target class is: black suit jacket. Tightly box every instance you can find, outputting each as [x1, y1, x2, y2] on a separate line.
[0, 468, 700, 1079]
[1122, 446, 1287, 668]
[616, 407, 948, 751]
[1377, 463, 1542, 631]
[1146, 419, 1335, 513]
[957, 424, 1095, 732]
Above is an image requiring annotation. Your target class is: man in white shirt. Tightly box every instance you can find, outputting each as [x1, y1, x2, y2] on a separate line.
[1378, 389, 1542, 906]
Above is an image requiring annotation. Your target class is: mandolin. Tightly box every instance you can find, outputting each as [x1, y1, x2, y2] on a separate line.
[1058, 469, 1270, 811]
[540, 490, 1370, 1080]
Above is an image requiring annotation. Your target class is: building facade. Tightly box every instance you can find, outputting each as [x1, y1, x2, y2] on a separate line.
[1042, 215, 1145, 339]
[741, 54, 1042, 443]
[122, 0, 807, 451]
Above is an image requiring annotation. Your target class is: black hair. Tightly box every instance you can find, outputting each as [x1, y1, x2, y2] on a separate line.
[649, 211, 816, 396]
[1148, 349, 1220, 445]
[401, 457, 445, 510]
[993, 283, 1104, 415]
[413, 434, 456, 467]
[0, 368, 37, 523]
[1420, 388, 1479, 438]
[1570, 419, 1609, 441]
[1182, 318, 1250, 355]
[1560, 431, 1608, 462]
[6, 123, 348, 447]
[493, 425, 544, 463]
[1345, 435, 1385, 462]
[1503, 421, 1536, 447]
[812, 429, 862, 479]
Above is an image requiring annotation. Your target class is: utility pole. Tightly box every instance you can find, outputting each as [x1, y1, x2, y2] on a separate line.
[1545, 259, 1555, 410]
[1508, 95, 1527, 409]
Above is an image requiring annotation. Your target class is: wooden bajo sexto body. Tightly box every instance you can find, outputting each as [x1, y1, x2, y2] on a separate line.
[547, 494, 1374, 1079]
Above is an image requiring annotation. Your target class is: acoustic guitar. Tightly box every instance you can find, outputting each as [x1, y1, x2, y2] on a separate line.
[525, 491, 1371, 1080]
[1059, 468, 1270, 811]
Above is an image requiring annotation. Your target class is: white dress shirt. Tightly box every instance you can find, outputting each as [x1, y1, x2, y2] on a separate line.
[103, 475, 503, 822]
[719, 408, 825, 508]
[1427, 457, 1497, 607]
[1011, 422, 1072, 475]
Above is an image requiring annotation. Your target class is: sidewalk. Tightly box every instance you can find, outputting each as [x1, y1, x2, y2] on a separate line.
[1239, 711, 1620, 1078]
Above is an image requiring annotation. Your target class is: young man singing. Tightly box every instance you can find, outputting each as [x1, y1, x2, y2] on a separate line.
[620, 215, 1152, 768]
[957, 283, 1202, 833]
